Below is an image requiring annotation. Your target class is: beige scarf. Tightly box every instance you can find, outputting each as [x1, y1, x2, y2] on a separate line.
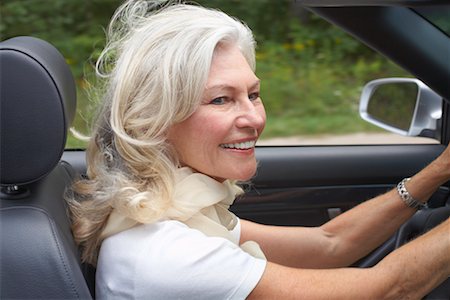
[100, 167, 266, 259]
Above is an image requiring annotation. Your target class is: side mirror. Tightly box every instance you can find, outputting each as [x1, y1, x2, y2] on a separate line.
[359, 78, 442, 140]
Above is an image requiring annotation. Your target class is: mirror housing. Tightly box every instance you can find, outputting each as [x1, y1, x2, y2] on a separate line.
[359, 78, 442, 140]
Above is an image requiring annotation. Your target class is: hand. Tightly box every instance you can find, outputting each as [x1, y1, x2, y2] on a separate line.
[407, 144, 450, 203]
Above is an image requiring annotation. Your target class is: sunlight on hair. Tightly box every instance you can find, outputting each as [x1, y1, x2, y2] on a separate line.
[70, 127, 91, 142]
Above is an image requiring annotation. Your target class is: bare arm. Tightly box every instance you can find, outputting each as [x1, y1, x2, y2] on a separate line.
[241, 145, 450, 268]
[248, 218, 450, 300]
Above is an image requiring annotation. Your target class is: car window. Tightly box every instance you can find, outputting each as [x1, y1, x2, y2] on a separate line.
[1, 0, 439, 148]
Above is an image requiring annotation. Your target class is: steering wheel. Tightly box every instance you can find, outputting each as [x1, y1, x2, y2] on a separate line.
[355, 205, 450, 299]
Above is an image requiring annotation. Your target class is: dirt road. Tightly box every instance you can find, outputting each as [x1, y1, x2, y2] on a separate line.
[257, 132, 438, 146]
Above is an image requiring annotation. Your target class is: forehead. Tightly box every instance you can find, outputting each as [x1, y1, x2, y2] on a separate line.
[206, 45, 258, 89]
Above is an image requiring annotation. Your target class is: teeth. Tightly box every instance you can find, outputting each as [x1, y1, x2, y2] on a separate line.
[220, 141, 255, 150]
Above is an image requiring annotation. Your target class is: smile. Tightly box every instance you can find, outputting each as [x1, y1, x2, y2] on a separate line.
[220, 140, 256, 150]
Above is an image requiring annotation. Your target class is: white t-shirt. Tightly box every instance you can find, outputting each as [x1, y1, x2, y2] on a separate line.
[96, 219, 266, 299]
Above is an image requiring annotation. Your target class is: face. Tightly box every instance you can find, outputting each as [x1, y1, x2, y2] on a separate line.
[168, 44, 266, 181]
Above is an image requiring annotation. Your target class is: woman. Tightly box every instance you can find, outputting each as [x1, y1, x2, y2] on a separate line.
[69, 0, 450, 299]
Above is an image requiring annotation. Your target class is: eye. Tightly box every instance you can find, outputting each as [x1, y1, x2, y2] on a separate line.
[209, 96, 228, 105]
[248, 92, 260, 101]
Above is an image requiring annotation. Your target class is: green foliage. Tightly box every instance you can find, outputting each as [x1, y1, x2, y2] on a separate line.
[1, 0, 410, 147]
[1, 0, 121, 78]
[255, 38, 408, 138]
[196, 0, 293, 44]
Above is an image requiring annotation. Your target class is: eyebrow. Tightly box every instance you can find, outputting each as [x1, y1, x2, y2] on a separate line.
[205, 79, 260, 92]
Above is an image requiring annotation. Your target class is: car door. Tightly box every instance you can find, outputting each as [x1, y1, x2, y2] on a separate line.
[232, 143, 448, 227]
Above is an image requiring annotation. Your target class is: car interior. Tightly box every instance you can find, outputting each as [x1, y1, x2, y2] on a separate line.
[0, 36, 93, 299]
[1, 2, 449, 300]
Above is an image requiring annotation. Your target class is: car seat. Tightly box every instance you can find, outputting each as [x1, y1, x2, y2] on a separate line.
[0, 36, 93, 299]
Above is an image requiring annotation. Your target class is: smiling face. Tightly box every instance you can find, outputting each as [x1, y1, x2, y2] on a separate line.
[167, 44, 266, 181]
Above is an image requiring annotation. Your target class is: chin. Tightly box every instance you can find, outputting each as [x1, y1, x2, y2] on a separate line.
[232, 167, 257, 181]
[210, 162, 257, 182]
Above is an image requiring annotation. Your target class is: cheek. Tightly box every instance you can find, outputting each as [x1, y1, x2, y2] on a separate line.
[170, 114, 228, 162]
[194, 117, 229, 148]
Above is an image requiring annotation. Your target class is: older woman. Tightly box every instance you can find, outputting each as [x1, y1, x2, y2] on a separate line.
[69, 0, 450, 299]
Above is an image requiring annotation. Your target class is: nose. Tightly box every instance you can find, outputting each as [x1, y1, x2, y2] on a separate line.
[235, 98, 266, 132]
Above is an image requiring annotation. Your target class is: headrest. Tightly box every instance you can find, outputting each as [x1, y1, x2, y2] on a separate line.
[0, 36, 76, 186]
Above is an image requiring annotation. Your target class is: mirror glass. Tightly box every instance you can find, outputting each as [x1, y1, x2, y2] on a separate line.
[367, 82, 418, 131]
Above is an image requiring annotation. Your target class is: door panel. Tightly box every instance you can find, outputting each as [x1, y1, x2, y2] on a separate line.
[63, 144, 448, 228]
[231, 144, 448, 226]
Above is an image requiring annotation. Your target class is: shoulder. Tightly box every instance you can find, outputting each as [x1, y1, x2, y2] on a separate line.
[99, 219, 242, 258]
[96, 220, 266, 300]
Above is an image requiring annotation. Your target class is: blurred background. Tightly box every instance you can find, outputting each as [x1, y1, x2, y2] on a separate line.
[1, 0, 411, 148]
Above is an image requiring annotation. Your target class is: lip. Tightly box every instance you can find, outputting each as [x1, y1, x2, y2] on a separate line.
[221, 146, 255, 157]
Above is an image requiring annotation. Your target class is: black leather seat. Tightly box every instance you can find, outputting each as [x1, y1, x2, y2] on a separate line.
[0, 36, 92, 299]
